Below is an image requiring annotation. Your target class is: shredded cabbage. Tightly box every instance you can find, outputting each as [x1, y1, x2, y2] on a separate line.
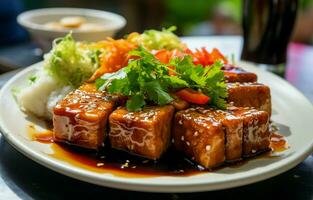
[136, 26, 185, 50]
[44, 34, 99, 87]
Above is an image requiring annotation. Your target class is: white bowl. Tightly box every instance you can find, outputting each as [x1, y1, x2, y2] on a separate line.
[17, 8, 126, 51]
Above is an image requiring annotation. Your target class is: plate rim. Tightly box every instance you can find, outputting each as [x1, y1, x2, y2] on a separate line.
[0, 62, 313, 193]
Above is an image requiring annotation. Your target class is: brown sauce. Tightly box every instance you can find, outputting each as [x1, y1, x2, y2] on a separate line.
[270, 132, 289, 152]
[51, 143, 204, 177]
[27, 124, 53, 144]
[27, 125, 204, 177]
[27, 124, 289, 178]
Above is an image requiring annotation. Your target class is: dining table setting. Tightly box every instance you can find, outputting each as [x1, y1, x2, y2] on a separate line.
[0, 1, 313, 200]
[0, 36, 312, 200]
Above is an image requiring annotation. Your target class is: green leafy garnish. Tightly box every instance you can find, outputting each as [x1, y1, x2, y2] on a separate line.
[126, 94, 146, 112]
[44, 34, 99, 87]
[28, 75, 38, 84]
[135, 26, 185, 50]
[96, 46, 227, 111]
[171, 56, 228, 108]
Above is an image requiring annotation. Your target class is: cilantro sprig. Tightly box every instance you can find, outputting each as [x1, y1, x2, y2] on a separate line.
[96, 46, 227, 111]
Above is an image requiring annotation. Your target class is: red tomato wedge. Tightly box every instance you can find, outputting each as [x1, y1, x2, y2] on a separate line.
[154, 48, 227, 66]
[154, 49, 184, 64]
[211, 48, 228, 64]
[153, 48, 227, 77]
[175, 88, 210, 104]
[154, 49, 184, 76]
[185, 47, 228, 66]
[154, 49, 171, 63]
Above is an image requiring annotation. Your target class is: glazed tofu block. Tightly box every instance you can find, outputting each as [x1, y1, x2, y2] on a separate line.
[173, 106, 270, 168]
[109, 105, 175, 160]
[223, 64, 257, 83]
[53, 84, 116, 150]
[227, 82, 272, 115]
[228, 106, 270, 157]
[195, 107, 243, 162]
[173, 108, 225, 169]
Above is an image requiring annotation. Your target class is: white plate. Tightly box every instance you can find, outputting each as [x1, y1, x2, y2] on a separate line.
[1, 47, 313, 193]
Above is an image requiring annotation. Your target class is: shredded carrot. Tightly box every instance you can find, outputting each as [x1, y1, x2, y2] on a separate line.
[88, 36, 138, 81]
[88, 32, 227, 82]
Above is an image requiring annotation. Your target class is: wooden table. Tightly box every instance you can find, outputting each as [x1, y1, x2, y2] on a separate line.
[0, 36, 312, 200]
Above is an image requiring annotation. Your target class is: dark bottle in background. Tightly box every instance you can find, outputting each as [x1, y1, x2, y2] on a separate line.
[241, 0, 298, 76]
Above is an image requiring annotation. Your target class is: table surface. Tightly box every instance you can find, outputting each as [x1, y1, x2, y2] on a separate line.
[0, 36, 313, 200]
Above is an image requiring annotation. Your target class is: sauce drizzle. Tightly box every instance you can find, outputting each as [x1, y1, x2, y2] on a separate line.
[27, 124, 289, 177]
[270, 132, 289, 152]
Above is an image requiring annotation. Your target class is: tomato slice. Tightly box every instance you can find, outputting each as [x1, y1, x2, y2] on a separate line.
[154, 49, 170, 63]
[154, 49, 185, 64]
[211, 48, 228, 64]
[170, 49, 185, 58]
[154, 49, 184, 76]
[184, 47, 228, 66]
[175, 88, 210, 104]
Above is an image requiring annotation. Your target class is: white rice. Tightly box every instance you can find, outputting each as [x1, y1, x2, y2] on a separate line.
[16, 69, 73, 120]
[46, 85, 73, 118]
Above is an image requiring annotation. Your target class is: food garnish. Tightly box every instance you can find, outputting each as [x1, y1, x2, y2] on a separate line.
[130, 26, 186, 50]
[88, 26, 185, 80]
[44, 34, 99, 87]
[185, 47, 228, 66]
[175, 88, 210, 104]
[88, 37, 137, 80]
[96, 46, 227, 111]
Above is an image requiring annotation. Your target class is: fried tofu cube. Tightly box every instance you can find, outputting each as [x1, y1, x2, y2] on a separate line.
[53, 84, 115, 150]
[196, 107, 243, 162]
[227, 82, 271, 115]
[173, 106, 270, 167]
[109, 105, 175, 160]
[223, 64, 257, 83]
[173, 108, 225, 169]
[228, 107, 270, 157]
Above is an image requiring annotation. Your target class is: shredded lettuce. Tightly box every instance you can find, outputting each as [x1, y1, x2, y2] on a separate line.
[136, 26, 185, 50]
[28, 75, 38, 84]
[44, 34, 99, 87]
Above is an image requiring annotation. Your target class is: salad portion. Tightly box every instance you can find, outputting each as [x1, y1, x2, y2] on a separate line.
[15, 27, 274, 170]
[16, 27, 228, 119]
[96, 47, 227, 111]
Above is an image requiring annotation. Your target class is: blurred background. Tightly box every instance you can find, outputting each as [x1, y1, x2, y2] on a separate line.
[1, 0, 313, 70]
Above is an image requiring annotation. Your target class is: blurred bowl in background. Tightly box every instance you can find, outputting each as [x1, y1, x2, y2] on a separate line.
[17, 8, 126, 52]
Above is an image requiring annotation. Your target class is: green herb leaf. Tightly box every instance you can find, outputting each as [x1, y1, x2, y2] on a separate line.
[126, 94, 146, 111]
[163, 75, 189, 89]
[96, 68, 127, 91]
[108, 78, 130, 95]
[28, 75, 38, 84]
[96, 46, 228, 110]
[143, 80, 173, 105]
